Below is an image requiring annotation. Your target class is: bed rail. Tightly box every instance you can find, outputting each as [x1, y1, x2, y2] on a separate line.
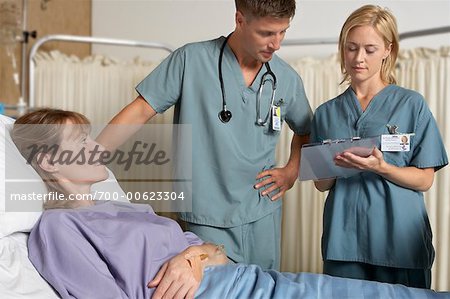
[26, 34, 174, 109]
[282, 25, 450, 46]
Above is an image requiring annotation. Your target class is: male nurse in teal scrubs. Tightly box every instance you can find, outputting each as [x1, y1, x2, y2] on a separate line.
[97, 0, 312, 270]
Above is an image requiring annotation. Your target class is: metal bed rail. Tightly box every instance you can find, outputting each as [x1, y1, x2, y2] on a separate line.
[27, 34, 175, 109]
[282, 26, 450, 46]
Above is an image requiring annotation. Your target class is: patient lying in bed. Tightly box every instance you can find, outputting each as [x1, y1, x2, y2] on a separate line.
[10, 109, 450, 299]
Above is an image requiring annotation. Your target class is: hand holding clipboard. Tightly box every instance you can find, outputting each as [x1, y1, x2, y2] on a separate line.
[299, 136, 379, 181]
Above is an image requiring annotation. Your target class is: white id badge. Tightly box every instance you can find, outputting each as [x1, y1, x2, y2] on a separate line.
[272, 106, 281, 131]
[381, 134, 412, 152]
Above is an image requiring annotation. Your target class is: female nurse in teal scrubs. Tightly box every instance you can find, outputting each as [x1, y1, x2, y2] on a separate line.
[310, 5, 448, 289]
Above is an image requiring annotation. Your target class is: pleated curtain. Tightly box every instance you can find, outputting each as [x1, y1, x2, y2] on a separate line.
[33, 51, 164, 124]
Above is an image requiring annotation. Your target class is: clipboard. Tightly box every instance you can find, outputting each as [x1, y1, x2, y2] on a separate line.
[299, 136, 379, 181]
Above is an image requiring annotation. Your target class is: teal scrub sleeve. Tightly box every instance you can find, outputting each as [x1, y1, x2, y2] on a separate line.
[284, 74, 313, 136]
[136, 47, 186, 113]
[410, 107, 448, 170]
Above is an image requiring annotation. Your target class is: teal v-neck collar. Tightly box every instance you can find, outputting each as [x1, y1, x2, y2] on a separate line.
[348, 84, 394, 116]
[346, 84, 394, 131]
[223, 43, 267, 93]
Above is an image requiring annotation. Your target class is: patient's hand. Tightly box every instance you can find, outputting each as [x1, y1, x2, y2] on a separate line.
[148, 249, 200, 299]
[148, 244, 228, 299]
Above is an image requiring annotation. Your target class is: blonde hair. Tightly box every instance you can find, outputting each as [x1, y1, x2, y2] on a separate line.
[338, 5, 399, 84]
[11, 108, 90, 210]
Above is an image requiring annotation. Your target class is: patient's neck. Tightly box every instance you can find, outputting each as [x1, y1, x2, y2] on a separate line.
[59, 181, 95, 208]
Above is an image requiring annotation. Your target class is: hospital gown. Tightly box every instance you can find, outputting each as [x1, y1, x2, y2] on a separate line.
[28, 201, 203, 299]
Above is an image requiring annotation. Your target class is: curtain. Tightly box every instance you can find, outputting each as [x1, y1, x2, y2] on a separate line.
[278, 54, 344, 273]
[281, 46, 450, 291]
[33, 50, 166, 124]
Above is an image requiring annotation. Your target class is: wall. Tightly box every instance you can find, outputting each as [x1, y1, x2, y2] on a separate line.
[26, 0, 91, 56]
[0, 0, 91, 107]
[92, 0, 450, 61]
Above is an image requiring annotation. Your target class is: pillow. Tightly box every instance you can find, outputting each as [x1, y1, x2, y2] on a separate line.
[0, 114, 127, 238]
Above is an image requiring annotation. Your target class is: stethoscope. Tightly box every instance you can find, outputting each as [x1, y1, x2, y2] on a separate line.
[218, 33, 277, 125]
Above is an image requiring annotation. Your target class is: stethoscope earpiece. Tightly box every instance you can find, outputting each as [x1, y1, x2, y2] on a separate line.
[218, 109, 232, 123]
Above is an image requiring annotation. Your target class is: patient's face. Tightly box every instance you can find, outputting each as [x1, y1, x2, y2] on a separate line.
[51, 120, 108, 185]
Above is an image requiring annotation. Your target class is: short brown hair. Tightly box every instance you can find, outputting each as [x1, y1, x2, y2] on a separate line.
[235, 0, 296, 19]
[11, 108, 90, 209]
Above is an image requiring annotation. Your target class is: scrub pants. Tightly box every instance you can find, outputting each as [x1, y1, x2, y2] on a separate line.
[323, 260, 431, 289]
[186, 207, 282, 270]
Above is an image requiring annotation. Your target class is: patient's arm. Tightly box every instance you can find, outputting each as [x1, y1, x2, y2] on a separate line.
[149, 243, 229, 299]
[96, 95, 157, 151]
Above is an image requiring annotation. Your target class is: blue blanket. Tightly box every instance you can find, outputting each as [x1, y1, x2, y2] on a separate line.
[197, 264, 450, 299]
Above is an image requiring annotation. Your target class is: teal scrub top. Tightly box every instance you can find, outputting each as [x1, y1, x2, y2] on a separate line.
[136, 36, 312, 227]
[311, 85, 448, 269]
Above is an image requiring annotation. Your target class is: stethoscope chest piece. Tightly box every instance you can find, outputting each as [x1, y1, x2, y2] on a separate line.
[218, 109, 232, 123]
[218, 33, 277, 126]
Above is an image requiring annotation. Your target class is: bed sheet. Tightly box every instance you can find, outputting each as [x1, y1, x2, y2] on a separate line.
[0, 232, 59, 299]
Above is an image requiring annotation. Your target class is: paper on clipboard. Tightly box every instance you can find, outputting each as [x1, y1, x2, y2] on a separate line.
[299, 136, 379, 181]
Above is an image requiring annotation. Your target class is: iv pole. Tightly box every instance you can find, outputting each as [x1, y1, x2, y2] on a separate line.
[17, 0, 28, 114]
[18, 0, 37, 115]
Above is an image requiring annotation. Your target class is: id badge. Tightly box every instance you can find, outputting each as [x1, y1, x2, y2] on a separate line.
[381, 134, 413, 152]
[272, 105, 281, 131]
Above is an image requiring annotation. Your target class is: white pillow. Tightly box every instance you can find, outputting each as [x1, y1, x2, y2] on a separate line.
[0, 114, 127, 238]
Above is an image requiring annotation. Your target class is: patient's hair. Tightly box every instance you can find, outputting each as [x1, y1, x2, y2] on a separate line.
[338, 5, 399, 85]
[11, 108, 90, 210]
[235, 0, 296, 19]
